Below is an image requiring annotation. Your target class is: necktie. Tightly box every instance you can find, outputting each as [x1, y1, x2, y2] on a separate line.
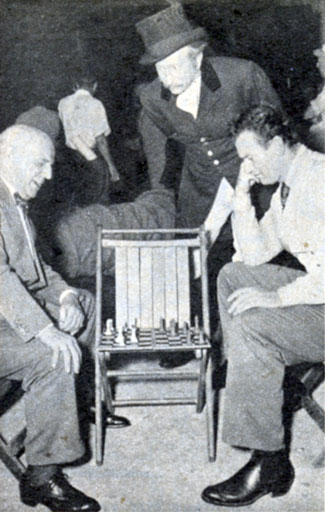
[280, 182, 290, 210]
[14, 193, 46, 283]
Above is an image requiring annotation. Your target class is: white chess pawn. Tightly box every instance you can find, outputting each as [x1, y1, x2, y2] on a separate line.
[104, 318, 114, 336]
[115, 327, 125, 346]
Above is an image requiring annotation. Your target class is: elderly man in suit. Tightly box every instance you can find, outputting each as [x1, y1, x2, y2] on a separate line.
[0, 124, 126, 512]
[136, 1, 281, 368]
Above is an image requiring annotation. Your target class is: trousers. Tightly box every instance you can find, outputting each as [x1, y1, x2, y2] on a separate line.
[0, 289, 95, 466]
[218, 262, 324, 451]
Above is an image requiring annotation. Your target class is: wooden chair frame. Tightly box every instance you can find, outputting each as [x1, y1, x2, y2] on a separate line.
[95, 226, 216, 465]
[0, 380, 26, 480]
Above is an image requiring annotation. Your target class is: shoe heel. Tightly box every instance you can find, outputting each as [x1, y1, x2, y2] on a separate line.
[20, 486, 39, 507]
[271, 470, 294, 498]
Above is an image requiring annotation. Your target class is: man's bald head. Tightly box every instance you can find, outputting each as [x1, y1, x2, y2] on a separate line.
[0, 124, 55, 200]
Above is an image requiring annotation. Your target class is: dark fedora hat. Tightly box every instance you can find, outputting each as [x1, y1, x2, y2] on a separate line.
[136, 2, 207, 65]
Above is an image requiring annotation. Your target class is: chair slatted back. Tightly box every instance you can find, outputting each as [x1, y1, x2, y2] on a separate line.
[114, 245, 190, 329]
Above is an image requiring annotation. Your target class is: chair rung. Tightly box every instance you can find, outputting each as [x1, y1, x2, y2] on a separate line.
[8, 428, 26, 456]
[302, 396, 325, 432]
[112, 398, 197, 406]
[106, 370, 199, 379]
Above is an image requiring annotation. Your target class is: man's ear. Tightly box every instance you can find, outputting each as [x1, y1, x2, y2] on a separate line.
[270, 135, 285, 156]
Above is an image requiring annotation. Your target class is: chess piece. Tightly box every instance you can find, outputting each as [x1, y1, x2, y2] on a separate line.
[115, 327, 125, 346]
[159, 317, 166, 333]
[130, 320, 138, 344]
[169, 319, 176, 337]
[104, 318, 114, 336]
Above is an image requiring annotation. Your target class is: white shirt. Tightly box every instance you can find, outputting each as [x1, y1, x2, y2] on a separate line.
[176, 74, 202, 119]
[58, 89, 111, 155]
[232, 145, 325, 306]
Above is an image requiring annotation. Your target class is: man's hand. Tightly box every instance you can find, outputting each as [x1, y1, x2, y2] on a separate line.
[59, 292, 85, 335]
[227, 286, 282, 316]
[236, 160, 259, 194]
[38, 325, 82, 374]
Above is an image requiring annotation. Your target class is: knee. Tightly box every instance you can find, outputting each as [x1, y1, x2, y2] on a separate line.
[22, 342, 72, 392]
[217, 262, 244, 288]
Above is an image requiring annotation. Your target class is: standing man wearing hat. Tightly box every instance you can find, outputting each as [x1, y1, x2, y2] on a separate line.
[136, 1, 281, 368]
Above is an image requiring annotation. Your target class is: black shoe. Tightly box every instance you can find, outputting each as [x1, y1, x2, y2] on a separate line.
[159, 352, 194, 369]
[88, 410, 131, 428]
[201, 450, 294, 507]
[105, 412, 131, 428]
[20, 470, 101, 511]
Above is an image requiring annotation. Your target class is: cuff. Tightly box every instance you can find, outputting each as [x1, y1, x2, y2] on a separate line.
[60, 289, 79, 304]
[37, 322, 54, 339]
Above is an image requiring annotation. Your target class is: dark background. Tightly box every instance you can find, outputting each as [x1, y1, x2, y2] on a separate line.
[0, 0, 323, 236]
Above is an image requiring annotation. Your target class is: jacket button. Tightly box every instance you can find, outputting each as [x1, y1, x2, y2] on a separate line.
[200, 137, 206, 143]
[207, 150, 213, 157]
[213, 159, 220, 166]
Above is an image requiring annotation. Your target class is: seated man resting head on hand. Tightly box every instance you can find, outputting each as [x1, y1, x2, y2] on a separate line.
[202, 104, 324, 508]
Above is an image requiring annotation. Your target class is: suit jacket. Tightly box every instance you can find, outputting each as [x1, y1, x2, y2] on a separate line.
[139, 55, 281, 234]
[0, 178, 69, 342]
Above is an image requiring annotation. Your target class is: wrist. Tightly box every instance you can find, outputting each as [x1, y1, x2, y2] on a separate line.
[38, 322, 56, 339]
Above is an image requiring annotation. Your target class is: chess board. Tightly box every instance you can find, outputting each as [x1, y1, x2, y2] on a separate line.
[99, 327, 211, 352]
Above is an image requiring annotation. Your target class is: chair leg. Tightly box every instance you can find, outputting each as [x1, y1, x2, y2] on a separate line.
[197, 349, 208, 413]
[206, 355, 216, 462]
[301, 395, 325, 433]
[0, 433, 26, 480]
[100, 356, 114, 414]
[95, 354, 104, 466]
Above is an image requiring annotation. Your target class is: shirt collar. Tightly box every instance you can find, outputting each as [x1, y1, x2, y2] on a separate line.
[176, 74, 202, 118]
[1, 177, 16, 198]
[283, 144, 307, 188]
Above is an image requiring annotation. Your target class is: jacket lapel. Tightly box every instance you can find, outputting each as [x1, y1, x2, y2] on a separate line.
[197, 57, 222, 120]
[0, 179, 39, 281]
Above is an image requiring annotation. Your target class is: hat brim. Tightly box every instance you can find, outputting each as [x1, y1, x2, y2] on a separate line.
[140, 27, 207, 65]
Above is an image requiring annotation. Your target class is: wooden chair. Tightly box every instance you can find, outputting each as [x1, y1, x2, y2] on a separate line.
[0, 379, 26, 480]
[95, 226, 216, 465]
[286, 363, 325, 466]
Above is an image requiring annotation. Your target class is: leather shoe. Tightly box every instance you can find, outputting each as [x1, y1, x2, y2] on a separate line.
[201, 450, 294, 507]
[88, 409, 131, 428]
[20, 470, 101, 511]
[159, 352, 194, 369]
[105, 412, 131, 428]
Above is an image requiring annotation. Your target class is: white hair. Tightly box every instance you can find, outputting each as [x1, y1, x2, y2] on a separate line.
[0, 124, 54, 178]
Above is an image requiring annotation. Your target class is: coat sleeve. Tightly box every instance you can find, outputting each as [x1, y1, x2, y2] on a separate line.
[0, 227, 53, 342]
[35, 255, 72, 308]
[248, 61, 281, 108]
[138, 108, 168, 189]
